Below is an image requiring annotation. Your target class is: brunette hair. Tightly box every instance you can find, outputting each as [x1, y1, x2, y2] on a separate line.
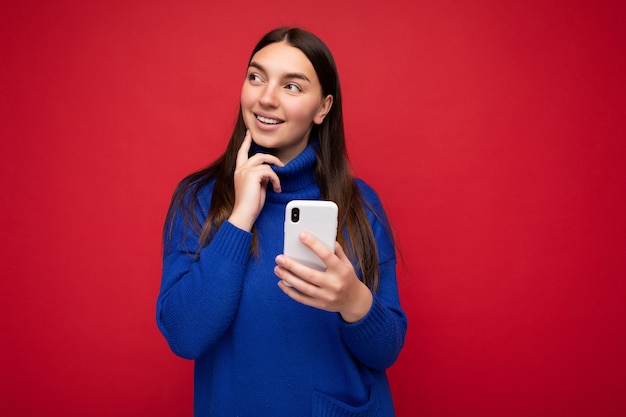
[165, 27, 387, 292]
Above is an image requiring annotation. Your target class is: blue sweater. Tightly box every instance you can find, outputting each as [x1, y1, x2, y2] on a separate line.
[157, 142, 407, 416]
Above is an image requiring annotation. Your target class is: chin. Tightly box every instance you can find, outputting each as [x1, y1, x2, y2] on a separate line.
[249, 137, 277, 153]
[249, 127, 278, 141]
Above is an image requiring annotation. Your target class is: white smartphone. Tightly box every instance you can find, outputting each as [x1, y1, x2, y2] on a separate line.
[284, 200, 338, 271]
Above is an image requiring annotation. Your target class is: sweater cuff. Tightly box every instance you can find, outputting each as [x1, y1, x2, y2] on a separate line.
[341, 295, 388, 342]
[204, 220, 253, 266]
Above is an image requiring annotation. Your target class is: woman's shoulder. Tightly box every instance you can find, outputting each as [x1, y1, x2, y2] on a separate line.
[164, 171, 218, 228]
[354, 177, 377, 195]
[175, 171, 217, 204]
[354, 178, 385, 212]
[353, 178, 396, 259]
[353, 178, 394, 230]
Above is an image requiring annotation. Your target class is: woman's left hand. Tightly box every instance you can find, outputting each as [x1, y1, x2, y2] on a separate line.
[275, 232, 373, 323]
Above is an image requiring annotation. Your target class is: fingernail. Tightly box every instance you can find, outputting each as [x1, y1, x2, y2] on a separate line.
[276, 255, 285, 265]
[299, 232, 309, 241]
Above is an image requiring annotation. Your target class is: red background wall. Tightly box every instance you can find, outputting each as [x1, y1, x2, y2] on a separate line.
[2, 1, 625, 416]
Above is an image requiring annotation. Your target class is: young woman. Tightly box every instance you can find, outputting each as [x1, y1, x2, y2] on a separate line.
[157, 27, 407, 416]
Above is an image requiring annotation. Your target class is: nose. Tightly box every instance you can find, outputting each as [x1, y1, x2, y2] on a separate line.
[259, 85, 279, 108]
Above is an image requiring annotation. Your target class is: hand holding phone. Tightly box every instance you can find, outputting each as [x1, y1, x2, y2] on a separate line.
[278, 200, 372, 322]
[283, 200, 338, 271]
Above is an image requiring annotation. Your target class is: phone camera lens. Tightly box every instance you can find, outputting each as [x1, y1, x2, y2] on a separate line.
[291, 207, 300, 223]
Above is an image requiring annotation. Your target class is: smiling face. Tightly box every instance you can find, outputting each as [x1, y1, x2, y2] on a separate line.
[240, 41, 333, 163]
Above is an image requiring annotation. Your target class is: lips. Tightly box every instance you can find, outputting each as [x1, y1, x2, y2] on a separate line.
[255, 114, 284, 125]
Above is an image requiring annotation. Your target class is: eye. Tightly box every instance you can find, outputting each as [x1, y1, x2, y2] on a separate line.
[248, 73, 263, 84]
[285, 83, 302, 93]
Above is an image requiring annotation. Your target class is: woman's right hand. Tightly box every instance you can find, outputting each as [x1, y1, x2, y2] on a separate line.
[228, 130, 283, 232]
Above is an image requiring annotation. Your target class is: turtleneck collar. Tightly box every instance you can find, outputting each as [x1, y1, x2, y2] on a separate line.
[252, 139, 320, 203]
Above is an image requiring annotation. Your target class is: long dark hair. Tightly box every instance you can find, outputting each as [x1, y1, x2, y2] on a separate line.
[165, 27, 385, 292]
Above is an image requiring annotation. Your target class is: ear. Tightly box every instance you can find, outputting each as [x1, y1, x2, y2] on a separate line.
[313, 94, 333, 125]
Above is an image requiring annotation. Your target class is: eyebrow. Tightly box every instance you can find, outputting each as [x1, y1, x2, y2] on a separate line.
[248, 61, 311, 83]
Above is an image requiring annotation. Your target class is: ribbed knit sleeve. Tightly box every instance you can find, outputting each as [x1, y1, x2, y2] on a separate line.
[157, 217, 252, 360]
[340, 263, 407, 371]
[339, 180, 408, 371]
